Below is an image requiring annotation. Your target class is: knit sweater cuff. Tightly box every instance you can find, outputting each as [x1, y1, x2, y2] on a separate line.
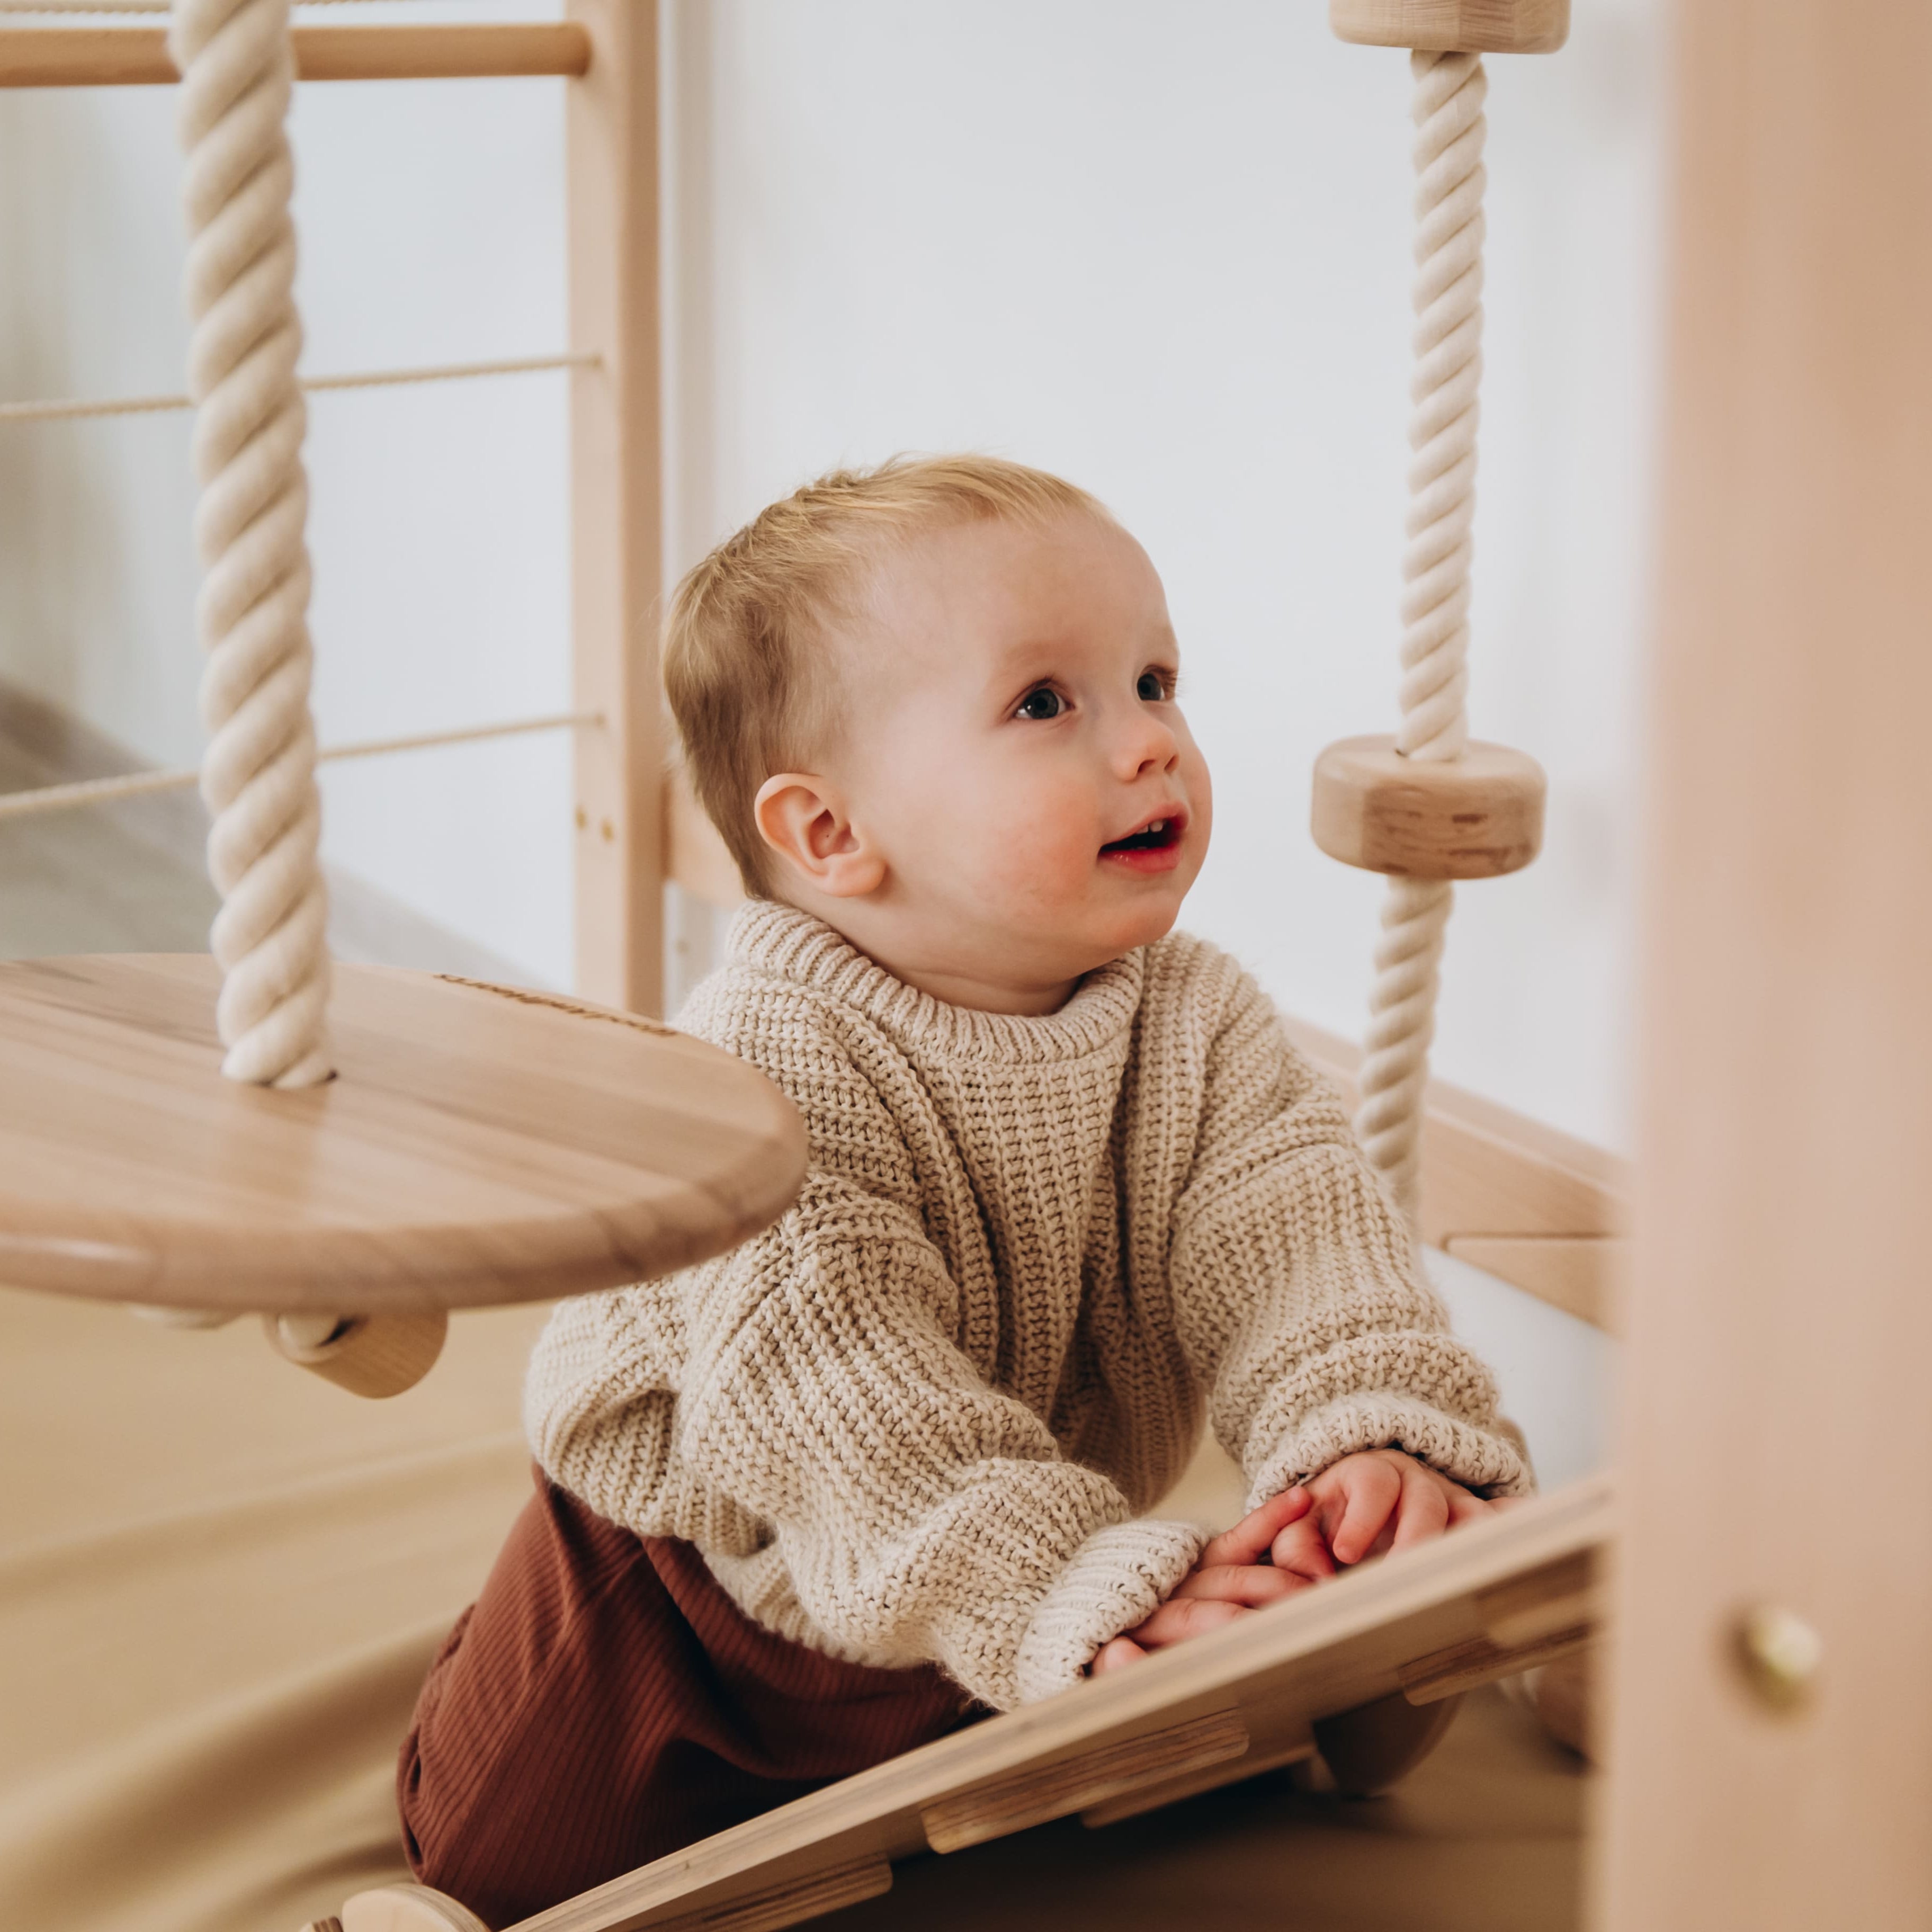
[1013, 1518, 1206, 1705]
[1244, 1392, 1533, 1510]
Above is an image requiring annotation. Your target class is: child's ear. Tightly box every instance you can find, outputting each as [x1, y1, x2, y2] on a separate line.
[753, 773, 887, 898]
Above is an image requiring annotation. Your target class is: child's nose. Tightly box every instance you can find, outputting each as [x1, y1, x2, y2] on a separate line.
[1112, 709, 1181, 781]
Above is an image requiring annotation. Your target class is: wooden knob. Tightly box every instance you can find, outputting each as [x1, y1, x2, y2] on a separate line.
[1330, 0, 1570, 53]
[1311, 734, 1545, 879]
[340, 1886, 493, 1932]
[263, 1308, 448, 1399]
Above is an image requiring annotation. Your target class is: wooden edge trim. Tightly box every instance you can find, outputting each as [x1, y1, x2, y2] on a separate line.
[0, 23, 591, 88]
[647, 1859, 891, 1932]
[922, 1710, 1250, 1853]
[1398, 1621, 1595, 1706]
[1079, 1725, 1315, 1828]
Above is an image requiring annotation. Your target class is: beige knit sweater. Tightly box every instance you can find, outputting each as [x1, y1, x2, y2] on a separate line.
[526, 902, 1526, 1713]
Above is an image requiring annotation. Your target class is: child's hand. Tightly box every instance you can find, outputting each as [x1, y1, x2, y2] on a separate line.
[1090, 1487, 1314, 1676]
[1268, 1448, 1501, 1582]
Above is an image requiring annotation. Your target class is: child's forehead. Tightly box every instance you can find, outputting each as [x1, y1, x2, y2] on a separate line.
[858, 511, 1165, 648]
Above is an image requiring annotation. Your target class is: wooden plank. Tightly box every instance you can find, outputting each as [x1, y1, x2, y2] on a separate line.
[567, 0, 665, 1015]
[0, 955, 804, 1313]
[648, 1861, 890, 1932]
[921, 1710, 1249, 1853]
[1444, 1235, 1627, 1332]
[1282, 1015, 1630, 1331]
[1079, 1725, 1315, 1829]
[0, 24, 590, 87]
[1596, 1, 1932, 1925]
[1399, 1622, 1593, 1706]
[500, 1477, 1612, 1932]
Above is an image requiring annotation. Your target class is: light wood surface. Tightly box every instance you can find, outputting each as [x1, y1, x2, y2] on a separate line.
[568, 1, 665, 1016]
[0, 24, 590, 87]
[263, 1309, 449, 1400]
[1597, 0, 1932, 1924]
[1076, 1724, 1315, 1828]
[1282, 1014, 1629, 1326]
[0, 955, 804, 1313]
[649, 1861, 891, 1932]
[921, 1711, 1250, 1854]
[341, 1885, 492, 1932]
[500, 1477, 1611, 1932]
[1329, 0, 1569, 53]
[1310, 734, 1545, 879]
[1443, 1234, 1626, 1332]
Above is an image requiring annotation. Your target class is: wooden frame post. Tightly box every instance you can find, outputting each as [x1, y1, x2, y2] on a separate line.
[567, 0, 665, 1015]
[1598, 1, 1932, 1921]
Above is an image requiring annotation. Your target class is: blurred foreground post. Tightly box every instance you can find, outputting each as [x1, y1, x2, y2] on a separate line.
[1600, 0, 1932, 1921]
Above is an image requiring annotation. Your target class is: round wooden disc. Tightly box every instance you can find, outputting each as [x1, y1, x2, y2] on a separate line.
[1329, 0, 1570, 55]
[0, 955, 807, 1314]
[1311, 734, 1546, 879]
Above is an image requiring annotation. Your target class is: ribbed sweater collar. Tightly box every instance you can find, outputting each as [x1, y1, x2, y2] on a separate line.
[725, 900, 1145, 1066]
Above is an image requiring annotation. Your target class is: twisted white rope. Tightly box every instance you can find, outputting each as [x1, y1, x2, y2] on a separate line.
[173, 0, 332, 1087]
[1354, 50, 1487, 1219]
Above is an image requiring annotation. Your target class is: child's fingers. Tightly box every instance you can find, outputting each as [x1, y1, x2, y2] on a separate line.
[1199, 1486, 1311, 1569]
[1125, 1596, 1250, 1650]
[1089, 1635, 1148, 1676]
[1388, 1459, 1453, 1551]
[1326, 1455, 1403, 1566]
[1269, 1515, 1337, 1582]
[1168, 1561, 1307, 1608]
[1446, 1483, 1500, 1527]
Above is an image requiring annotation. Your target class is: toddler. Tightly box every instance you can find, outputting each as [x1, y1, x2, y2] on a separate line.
[398, 457, 1528, 1925]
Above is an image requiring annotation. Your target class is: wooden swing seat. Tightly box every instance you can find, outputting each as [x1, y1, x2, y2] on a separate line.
[0, 954, 806, 1316]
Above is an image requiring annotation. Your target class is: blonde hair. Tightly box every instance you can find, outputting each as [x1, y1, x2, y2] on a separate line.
[663, 454, 1110, 897]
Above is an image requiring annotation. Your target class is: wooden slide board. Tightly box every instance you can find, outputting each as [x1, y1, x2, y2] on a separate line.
[500, 1477, 1609, 1932]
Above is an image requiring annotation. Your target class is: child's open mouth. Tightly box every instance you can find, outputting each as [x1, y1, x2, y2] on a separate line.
[1099, 811, 1186, 872]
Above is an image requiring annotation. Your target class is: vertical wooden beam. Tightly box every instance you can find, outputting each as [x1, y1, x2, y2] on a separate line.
[567, 0, 664, 1015]
[1598, 2, 1932, 1924]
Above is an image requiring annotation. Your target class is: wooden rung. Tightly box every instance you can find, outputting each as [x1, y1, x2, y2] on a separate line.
[1329, 0, 1570, 53]
[922, 1710, 1250, 1854]
[301, 1919, 345, 1932]
[1080, 1725, 1313, 1828]
[1398, 1620, 1595, 1706]
[1475, 1548, 1602, 1648]
[646, 1859, 891, 1932]
[0, 24, 591, 89]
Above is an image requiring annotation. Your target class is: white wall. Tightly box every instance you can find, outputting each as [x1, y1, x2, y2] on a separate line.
[665, 0, 1665, 1152]
[0, 0, 1664, 1154]
[0, 0, 576, 989]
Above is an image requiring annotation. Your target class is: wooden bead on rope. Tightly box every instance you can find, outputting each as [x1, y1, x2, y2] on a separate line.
[1329, 0, 1569, 53]
[1311, 734, 1545, 879]
[263, 1308, 448, 1399]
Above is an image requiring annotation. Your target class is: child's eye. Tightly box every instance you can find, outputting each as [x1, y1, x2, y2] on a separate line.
[1015, 687, 1064, 721]
[1137, 670, 1170, 702]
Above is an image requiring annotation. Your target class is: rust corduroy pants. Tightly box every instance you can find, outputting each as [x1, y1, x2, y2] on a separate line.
[398, 1470, 974, 1928]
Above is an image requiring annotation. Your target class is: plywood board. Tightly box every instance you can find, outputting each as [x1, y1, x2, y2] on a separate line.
[505, 1477, 1611, 1932]
[0, 955, 804, 1312]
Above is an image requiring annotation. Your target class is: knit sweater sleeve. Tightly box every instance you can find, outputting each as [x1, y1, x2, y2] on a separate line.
[674, 1161, 1203, 1711]
[1166, 963, 1530, 1507]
